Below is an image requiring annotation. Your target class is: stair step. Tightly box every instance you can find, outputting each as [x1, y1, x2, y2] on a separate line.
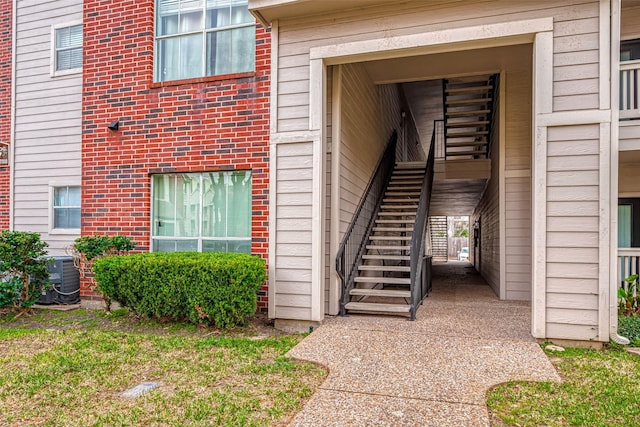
[393, 169, 425, 175]
[446, 150, 487, 156]
[375, 219, 415, 224]
[366, 244, 410, 250]
[446, 141, 488, 148]
[446, 131, 488, 138]
[350, 288, 411, 297]
[385, 192, 421, 197]
[447, 120, 490, 128]
[370, 235, 412, 241]
[358, 265, 411, 272]
[373, 227, 413, 232]
[391, 172, 424, 178]
[446, 85, 493, 94]
[446, 98, 492, 106]
[446, 109, 491, 118]
[396, 162, 426, 169]
[381, 204, 418, 210]
[362, 254, 410, 260]
[354, 276, 411, 285]
[377, 212, 417, 216]
[389, 179, 423, 184]
[387, 186, 422, 191]
[344, 302, 411, 314]
[383, 198, 420, 203]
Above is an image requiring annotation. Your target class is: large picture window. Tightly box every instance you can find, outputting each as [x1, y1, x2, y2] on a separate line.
[155, 0, 255, 82]
[152, 171, 252, 253]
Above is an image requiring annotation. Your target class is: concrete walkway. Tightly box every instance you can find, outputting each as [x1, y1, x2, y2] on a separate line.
[286, 261, 560, 426]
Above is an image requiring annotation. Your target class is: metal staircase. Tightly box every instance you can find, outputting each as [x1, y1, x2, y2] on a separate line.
[338, 127, 436, 320]
[429, 216, 448, 262]
[343, 161, 424, 315]
[442, 75, 498, 159]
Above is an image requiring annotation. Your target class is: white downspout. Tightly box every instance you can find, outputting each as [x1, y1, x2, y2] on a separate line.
[609, 0, 629, 345]
[9, 0, 16, 231]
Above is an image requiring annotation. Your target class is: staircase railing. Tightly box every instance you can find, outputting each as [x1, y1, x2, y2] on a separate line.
[337, 131, 398, 316]
[486, 74, 499, 158]
[409, 123, 436, 320]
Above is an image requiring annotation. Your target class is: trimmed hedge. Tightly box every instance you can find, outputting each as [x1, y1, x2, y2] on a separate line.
[93, 252, 266, 328]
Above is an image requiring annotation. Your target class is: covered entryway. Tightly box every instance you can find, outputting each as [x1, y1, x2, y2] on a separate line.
[287, 260, 559, 425]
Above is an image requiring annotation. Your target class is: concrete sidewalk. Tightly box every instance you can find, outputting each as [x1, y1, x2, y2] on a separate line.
[286, 262, 560, 426]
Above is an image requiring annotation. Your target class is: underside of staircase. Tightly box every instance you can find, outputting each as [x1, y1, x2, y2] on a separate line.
[343, 161, 426, 316]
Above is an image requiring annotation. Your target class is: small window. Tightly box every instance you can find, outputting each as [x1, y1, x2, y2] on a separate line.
[53, 186, 81, 229]
[621, 39, 640, 62]
[152, 171, 252, 252]
[53, 24, 83, 73]
[155, 0, 255, 82]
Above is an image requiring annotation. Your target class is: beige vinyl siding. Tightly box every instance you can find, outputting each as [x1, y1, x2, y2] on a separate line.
[545, 124, 600, 341]
[619, 123, 640, 151]
[338, 63, 401, 236]
[619, 160, 640, 196]
[274, 141, 314, 320]
[504, 69, 532, 301]
[471, 132, 500, 294]
[13, 0, 83, 256]
[276, 0, 600, 133]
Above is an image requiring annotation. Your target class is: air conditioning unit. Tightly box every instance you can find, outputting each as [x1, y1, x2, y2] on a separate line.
[38, 256, 80, 305]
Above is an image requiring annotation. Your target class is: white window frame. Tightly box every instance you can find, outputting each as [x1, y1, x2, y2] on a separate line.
[154, 0, 256, 82]
[48, 183, 81, 235]
[150, 171, 252, 252]
[50, 21, 83, 77]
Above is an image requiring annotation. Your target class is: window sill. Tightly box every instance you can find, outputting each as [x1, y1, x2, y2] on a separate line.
[51, 68, 82, 78]
[49, 228, 81, 236]
[150, 72, 257, 89]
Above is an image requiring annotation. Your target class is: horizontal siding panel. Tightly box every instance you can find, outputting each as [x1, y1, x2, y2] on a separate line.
[275, 256, 312, 269]
[546, 201, 599, 216]
[276, 192, 313, 206]
[273, 306, 311, 320]
[276, 231, 312, 244]
[547, 155, 599, 171]
[553, 94, 599, 111]
[548, 124, 600, 141]
[547, 308, 598, 325]
[546, 323, 598, 340]
[553, 33, 599, 54]
[553, 17, 599, 37]
[505, 290, 530, 301]
[274, 280, 312, 294]
[547, 231, 599, 248]
[547, 216, 599, 232]
[547, 247, 598, 263]
[547, 277, 599, 294]
[275, 266, 311, 282]
[276, 244, 313, 257]
[546, 186, 598, 201]
[553, 63, 599, 82]
[276, 218, 312, 230]
[547, 262, 598, 279]
[547, 293, 598, 310]
[547, 170, 599, 186]
[553, 78, 599, 97]
[275, 294, 312, 308]
[553, 50, 599, 67]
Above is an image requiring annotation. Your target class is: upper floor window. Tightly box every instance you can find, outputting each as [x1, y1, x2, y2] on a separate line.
[155, 0, 256, 82]
[621, 39, 640, 62]
[53, 23, 83, 74]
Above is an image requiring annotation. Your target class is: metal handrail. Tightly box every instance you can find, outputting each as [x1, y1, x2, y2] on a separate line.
[337, 131, 398, 315]
[486, 74, 499, 158]
[409, 122, 436, 319]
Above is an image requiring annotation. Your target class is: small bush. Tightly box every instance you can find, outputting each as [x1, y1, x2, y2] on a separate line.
[93, 252, 266, 328]
[619, 315, 640, 346]
[0, 231, 50, 308]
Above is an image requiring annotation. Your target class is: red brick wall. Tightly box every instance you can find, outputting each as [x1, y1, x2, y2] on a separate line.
[82, 1, 270, 307]
[0, 5, 12, 230]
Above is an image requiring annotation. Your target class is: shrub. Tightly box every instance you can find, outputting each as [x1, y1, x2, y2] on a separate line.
[619, 315, 640, 347]
[0, 231, 50, 308]
[93, 252, 266, 328]
[67, 235, 135, 307]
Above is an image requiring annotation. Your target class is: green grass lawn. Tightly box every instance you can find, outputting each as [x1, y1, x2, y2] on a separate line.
[0, 309, 326, 426]
[488, 346, 640, 426]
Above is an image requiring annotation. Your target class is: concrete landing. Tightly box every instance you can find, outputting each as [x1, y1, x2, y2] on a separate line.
[287, 261, 560, 426]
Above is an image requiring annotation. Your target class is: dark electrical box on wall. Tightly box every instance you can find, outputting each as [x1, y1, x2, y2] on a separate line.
[38, 256, 80, 305]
